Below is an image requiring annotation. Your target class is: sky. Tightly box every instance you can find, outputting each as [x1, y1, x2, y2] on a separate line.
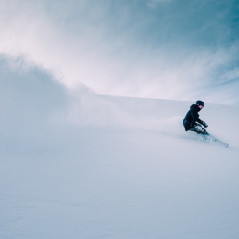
[0, 0, 239, 105]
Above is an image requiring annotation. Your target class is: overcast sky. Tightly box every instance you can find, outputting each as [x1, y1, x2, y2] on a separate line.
[0, 0, 239, 104]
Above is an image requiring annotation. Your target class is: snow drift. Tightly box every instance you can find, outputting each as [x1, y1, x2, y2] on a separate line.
[0, 61, 239, 239]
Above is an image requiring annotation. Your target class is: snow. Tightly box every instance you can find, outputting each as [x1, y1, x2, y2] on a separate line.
[1, 71, 239, 239]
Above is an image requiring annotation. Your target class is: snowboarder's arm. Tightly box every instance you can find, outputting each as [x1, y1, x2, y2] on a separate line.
[190, 109, 208, 127]
[190, 109, 199, 122]
[196, 118, 204, 125]
[197, 118, 208, 128]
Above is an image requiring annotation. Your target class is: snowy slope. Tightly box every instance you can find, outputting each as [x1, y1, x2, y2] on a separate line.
[0, 73, 239, 239]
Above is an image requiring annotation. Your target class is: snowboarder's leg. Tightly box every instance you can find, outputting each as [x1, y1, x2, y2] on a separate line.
[189, 123, 207, 135]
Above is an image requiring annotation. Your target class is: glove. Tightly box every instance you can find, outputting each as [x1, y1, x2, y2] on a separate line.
[202, 121, 208, 128]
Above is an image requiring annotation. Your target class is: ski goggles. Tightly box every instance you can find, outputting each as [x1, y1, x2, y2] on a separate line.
[198, 105, 204, 109]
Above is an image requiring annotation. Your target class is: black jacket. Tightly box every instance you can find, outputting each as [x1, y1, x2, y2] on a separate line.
[183, 104, 204, 131]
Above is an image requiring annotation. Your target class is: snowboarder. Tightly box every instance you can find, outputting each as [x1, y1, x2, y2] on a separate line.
[183, 100, 229, 148]
[183, 100, 208, 134]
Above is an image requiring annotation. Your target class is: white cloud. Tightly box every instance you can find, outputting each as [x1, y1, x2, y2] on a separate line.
[0, 0, 238, 104]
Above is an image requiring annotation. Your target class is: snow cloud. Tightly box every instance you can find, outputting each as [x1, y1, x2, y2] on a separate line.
[0, 0, 239, 105]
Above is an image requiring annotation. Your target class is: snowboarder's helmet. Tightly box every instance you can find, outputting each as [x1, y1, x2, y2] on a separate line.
[196, 100, 204, 107]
